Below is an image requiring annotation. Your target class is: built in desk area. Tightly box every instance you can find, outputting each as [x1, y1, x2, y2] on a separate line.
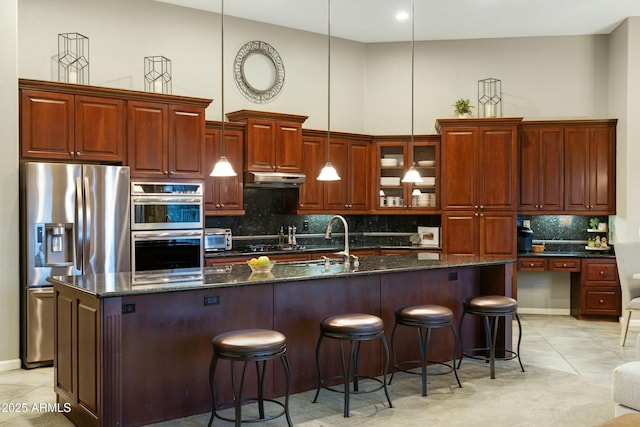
[48, 253, 515, 427]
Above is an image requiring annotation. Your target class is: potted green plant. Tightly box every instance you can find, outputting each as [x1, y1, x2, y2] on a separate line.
[453, 98, 474, 118]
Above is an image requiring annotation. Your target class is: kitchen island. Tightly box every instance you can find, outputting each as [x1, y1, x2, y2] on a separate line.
[48, 253, 516, 427]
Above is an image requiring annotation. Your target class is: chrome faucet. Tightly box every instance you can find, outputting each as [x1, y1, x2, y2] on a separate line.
[325, 214, 349, 263]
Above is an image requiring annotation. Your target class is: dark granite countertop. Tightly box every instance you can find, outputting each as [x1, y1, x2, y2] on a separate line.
[48, 253, 514, 298]
[205, 244, 440, 258]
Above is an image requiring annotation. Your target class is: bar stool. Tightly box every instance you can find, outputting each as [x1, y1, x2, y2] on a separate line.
[458, 295, 524, 379]
[208, 329, 292, 427]
[389, 304, 462, 396]
[313, 313, 393, 417]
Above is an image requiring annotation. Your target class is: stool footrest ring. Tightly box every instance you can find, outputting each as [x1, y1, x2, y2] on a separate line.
[462, 347, 520, 363]
[392, 359, 457, 377]
[213, 397, 287, 424]
[317, 374, 387, 395]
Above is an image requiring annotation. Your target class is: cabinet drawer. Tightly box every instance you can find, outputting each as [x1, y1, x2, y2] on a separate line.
[549, 258, 581, 272]
[583, 260, 617, 283]
[582, 288, 621, 314]
[517, 257, 548, 271]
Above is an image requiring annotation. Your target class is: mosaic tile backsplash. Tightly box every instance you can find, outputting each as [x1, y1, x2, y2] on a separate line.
[517, 215, 610, 252]
[205, 189, 440, 249]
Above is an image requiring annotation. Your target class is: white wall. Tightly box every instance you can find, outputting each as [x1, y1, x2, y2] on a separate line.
[0, 0, 20, 370]
[4, 0, 640, 366]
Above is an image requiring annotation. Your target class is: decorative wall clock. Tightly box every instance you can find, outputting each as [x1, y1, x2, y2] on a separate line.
[233, 40, 285, 103]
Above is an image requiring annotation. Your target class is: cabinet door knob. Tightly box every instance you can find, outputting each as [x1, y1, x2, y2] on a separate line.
[599, 270, 605, 275]
[563, 263, 567, 267]
[76, 151, 81, 157]
[169, 170, 174, 175]
[164, 170, 169, 175]
[599, 299, 605, 304]
[69, 152, 74, 157]
[530, 263, 535, 267]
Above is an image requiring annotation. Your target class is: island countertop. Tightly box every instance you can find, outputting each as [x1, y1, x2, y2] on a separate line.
[48, 253, 516, 297]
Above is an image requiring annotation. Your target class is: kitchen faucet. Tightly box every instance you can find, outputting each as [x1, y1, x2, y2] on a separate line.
[325, 214, 350, 263]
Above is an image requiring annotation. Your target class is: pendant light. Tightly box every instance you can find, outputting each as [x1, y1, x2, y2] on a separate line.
[210, 0, 237, 177]
[402, 0, 422, 183]
[317, 0, 341, 181]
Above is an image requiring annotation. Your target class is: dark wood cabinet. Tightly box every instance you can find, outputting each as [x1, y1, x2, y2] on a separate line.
[21, 87, 125, 162]
[128, 101, 207, 180]
[296, 132, 370, 213]
[518, 124, 564, 213]
[571, 258, 620, 320]
[204, 123, 244, 215]
[564, 121, 616, 214]
[324, 137, 370, 212]
[227, 110, 308, 173]
[442, 210, 516, 256]
[437, 118, 521, 256]
[439, 119, 520, 211]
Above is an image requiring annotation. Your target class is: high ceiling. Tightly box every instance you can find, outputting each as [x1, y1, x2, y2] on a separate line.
[154, 0, 640, 43]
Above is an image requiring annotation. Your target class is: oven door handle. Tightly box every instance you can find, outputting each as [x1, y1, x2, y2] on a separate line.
[131, 197, 202, 204]
[133, 231, 203, 240]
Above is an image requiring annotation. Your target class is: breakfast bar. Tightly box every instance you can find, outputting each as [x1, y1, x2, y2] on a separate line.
[48, 253, 515, 427]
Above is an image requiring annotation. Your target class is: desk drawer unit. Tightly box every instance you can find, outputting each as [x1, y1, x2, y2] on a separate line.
[549, 258, 581, 272]
[517, 257, 548, 271]
[571, 258, 620, 319]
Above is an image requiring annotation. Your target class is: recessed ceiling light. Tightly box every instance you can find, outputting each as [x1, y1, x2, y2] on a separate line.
[395, 10, 409, 21]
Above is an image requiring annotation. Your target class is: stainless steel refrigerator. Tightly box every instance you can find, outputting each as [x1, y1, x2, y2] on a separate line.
[20, 162, 130, 368]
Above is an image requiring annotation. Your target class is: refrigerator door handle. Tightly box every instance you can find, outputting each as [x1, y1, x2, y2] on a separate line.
[75, 176, 83, 270]
[83, 176, 92, 258]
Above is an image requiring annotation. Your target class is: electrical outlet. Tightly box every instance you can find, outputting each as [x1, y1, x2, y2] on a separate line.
[303, 220, 309, 231]
[204, 295, 220, 306]
[122, 303, 135, 314]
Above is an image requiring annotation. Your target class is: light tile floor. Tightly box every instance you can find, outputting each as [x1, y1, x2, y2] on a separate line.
[0, 314, 636, 426]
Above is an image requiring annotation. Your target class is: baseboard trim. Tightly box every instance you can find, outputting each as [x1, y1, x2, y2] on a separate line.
[0, 358, 21, 372]
[519, 308, 570, 316]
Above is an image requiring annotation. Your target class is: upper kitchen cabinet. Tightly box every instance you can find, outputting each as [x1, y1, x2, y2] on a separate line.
[226, 110, 308, 173]
[437, 118, 522, 212]
[295, 131, 370, 213]
[204, 122, 244, 215]
[20, 80, 125, 162]
[518, 123, 564, 213]
[563, 120, 617, 214]
[373, 136, 440, 212]
[128, 98, 210, 180]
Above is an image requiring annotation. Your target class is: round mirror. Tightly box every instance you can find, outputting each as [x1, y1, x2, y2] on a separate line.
[234, 41, 285, 103]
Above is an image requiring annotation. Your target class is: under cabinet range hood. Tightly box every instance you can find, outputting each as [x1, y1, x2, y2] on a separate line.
[244, 171, 306, 188]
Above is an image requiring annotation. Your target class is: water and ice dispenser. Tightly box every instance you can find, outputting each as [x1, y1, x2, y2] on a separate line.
[35, 223, 74, 267]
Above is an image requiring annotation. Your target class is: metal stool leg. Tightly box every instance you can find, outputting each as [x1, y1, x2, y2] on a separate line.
[450, 323, 462, 388]
[457, 311, 467, 369]
[418, 327, 431, 396]
[280, 354, 293, 427]
[388, 323, 399, 385]
[208, 355, 219, 427]
[313, 334, 324, 403]
[379, 334, 393, 408]
[515, 313, 525, 372]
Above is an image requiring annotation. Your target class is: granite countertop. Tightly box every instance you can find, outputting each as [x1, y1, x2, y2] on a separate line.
[48, 253, 514, 298]
[205, 244, 441, 258]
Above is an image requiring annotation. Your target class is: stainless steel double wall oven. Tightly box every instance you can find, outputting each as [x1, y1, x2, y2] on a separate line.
[130, 182, 204, 283]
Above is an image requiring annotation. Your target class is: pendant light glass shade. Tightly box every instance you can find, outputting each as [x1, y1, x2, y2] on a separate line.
[402, 166, 422, 183]
[210, 155, 236, 177]
[402, 0, 422, 184]
[317, 162, 340, 181]
[210, 0, 237, 177]
[317, 0, 341, 182]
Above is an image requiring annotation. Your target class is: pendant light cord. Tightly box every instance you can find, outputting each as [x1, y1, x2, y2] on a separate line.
[220, 0, 226, 156]
[410, 0, 415, 162]
[327, 0, 331, 162]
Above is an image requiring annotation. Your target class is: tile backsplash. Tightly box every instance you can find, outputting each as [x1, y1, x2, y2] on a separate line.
[518, 215, 610, 251]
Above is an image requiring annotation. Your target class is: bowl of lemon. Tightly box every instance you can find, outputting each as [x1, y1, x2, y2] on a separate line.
[247, 256, 276, 273]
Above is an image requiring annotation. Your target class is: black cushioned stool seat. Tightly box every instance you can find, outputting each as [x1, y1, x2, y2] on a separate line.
[313, 313, 393, 417]
[389, 305, 462, 396]
[208, 329, 292, 427]
[458, 295, 524, 379]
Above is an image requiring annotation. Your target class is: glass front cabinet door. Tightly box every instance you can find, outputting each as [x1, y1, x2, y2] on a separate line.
[375, 138, 439, 212]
